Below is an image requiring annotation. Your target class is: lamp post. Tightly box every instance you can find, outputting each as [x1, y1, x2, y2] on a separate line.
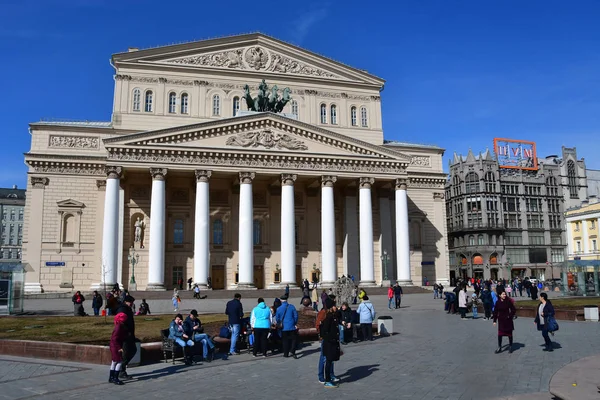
[380, 249, 390, 282]
[128, 247, 139, 291]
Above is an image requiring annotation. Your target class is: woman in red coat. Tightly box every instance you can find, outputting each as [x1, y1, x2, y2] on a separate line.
[109, 312, 129, 385]
[492, 291, 516, 354]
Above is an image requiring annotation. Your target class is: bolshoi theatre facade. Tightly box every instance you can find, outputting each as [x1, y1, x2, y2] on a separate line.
[22, 34, 449, 293]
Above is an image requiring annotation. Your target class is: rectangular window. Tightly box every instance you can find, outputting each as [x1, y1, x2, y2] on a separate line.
[575, 222, 580, 231]
[551, 249, 564, 263]
[10, 210, 15, 221]
[505, 248, 528, 263]
[173, 219, 184, 245]
[529, 248, 547, 263]
[593, 239, 598, 252]
[18, 210, 23, 220]
[577, 241, 581, 252]
[551, 233, 562, 245]
[505, 232, 523, 245]
[172, 266, 184, 287]
[528, 233, 545, 245]
[591, 220, 596, 230]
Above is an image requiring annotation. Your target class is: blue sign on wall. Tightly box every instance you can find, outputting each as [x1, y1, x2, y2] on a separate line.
[45, 262, 65, 267]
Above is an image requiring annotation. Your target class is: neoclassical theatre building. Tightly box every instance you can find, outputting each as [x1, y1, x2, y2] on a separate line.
[22, 34, 449, 293]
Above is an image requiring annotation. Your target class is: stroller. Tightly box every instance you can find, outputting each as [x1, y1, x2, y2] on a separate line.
[237, 317, 253, 354]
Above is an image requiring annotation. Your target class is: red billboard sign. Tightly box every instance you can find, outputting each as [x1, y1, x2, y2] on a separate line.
[493, 138, 538, 171]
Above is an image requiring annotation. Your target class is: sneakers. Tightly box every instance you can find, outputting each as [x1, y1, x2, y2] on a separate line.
[324, 382, 338, 388]
[331, 376, 340, 383]
[318, 379, 325, 384]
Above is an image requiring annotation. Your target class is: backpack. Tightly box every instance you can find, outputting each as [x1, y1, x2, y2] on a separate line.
[219, 324, 231, 339]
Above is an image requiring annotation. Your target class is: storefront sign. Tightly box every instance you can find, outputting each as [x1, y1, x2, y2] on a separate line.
[493, 138, 538, 171]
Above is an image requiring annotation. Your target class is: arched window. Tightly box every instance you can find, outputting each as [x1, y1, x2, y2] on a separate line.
[173, 219, 184, 244]
[62, 214, 75, 243]
[144, 90, 153, 112]
[320, 104, 327, 124]
[460, 254, 468, 265]
[478, 234, 485, 245]
[168, 92, 177, 114]
[472, 254, 484, 265]
[468, 235, 475, 246]
[360, 107, 368, 127]
[350, 106, 357, 126]
[180, 93, 189, 114]
[330, 105, 337, 125]
[567, 160, 577, 198]
[253, 220, 261, 245]
[291, 100, 298, 117]
[132, 88, 141, 111]
[212, 94, 221, 116]
[233, 96, 240, 116]
[465, 172, 479, 193]
[212, 219, 223, 245]
[490, 253, 498, 265]
[485, 172, 495, 182]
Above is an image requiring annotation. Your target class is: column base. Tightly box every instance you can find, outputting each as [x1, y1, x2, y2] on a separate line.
[380, 279, 393, 288]
[235, 283, 257, 290]
[24, 282, 43, 294]
[359, 280, 378, 288]
[128, 282, 138, 291]
[396, 279, 414, 286]
[146, 283, 167, 291]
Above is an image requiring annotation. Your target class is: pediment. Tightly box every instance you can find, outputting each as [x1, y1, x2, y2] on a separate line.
[112, 33, 384, 85]
[57, 199, 85, 208]
[104, 113, 410, 163]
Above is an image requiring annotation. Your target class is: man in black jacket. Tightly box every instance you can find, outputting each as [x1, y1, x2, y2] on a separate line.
[225, 293, 243, 356]
[116, 295, 136, 380]
[393, 284, 403, 309]
[183, 309, 215, 362]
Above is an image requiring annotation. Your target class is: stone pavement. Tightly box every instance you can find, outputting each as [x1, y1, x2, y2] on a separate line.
[4, 291, 600, 399]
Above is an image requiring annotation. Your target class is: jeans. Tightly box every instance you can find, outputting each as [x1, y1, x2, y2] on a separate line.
[541, 326, 552, 347]
[318, 341, 335, 382]
[388, 297, 394, 309]
[229, 324, 240, 354]
[313, 302, 318, 312]
[93, 307, 100, 316]
[175, 338, 194, 347]
[395, 295, 402, 308]
[526, 288, 531, 297]
[338, 324, 345, 343]
[472, 306, 478, 318]
[192, 333, 214, 358]
[433, 290, 439, 299]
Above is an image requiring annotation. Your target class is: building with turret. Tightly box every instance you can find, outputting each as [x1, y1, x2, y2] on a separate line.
[445, 145, 587, 284]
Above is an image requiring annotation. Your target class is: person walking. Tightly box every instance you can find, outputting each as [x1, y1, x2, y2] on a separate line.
[481, 287, 493, 320]
[356, 295, 376, 341]
[492, 291, 516, 353]
[250, 297, 273, 358]
[393, 283, 403, 309]
[108, 312, 128, 385]
[187, 277, 193, 290]
[458, 284, 468, 320]
[91, 291, 103, 316]
[311, 287, 319, 312]
[433, 283, 439, 299]
[225, 293, 244, 356]
[387, 285, 394, 309]
[284, 284, 290, 298]
[530, 283, 539, 301]
[275, 294, 299, 359]
[172, 289, 180, 312]
[115, 295, 136, 380]
[319, 297, 342, 388]
[534, 292, 556, 352]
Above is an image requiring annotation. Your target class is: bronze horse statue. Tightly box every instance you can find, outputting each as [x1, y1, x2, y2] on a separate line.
[242, 80, 292, 113]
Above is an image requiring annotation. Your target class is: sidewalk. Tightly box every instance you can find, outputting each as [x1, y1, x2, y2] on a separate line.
[549, 354, 600, 400]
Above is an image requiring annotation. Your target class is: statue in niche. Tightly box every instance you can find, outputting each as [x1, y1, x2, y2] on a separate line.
[243, 79, 292, 113]
[134, 217, 145, 248]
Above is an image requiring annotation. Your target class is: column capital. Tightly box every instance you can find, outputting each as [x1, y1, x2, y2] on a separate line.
[96, 180, 107, 191]
[433, 192, 445, 200]
[30, 176, 49, 189]
[395, 178, 408, 190]
[239, 171, 255, 184]
[359, 177, 375, 189]
[150, 168, 168, 181]
[106, 166, 123, 179]
[321, 175, 337, 187]
[281, 174, 297, 186]
[195, 170, 212, 182]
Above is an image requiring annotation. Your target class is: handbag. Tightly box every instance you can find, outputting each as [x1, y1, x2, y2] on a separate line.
[547, 316, 559, 332]
[276, 304, 289, 330]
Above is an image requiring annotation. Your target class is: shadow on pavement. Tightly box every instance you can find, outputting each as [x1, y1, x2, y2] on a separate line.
[339, 364, 380, 383]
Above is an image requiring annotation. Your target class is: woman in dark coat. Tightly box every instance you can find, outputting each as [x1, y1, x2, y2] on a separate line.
[492, 290, 516, 353]
[320, 300, 341, 387]
[534, 292, 555, 352]
[109, 312, 128, 385]
[72, 291, 86, 316]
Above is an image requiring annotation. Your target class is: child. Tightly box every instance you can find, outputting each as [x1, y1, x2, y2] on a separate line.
[471, 293, 479, 319]
[109, 312, 128, 385]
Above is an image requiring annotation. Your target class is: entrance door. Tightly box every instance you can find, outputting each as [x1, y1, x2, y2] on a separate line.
[172, 266, 184, 289]
[490, 268, 498, 281]
[253, 265, 264, 289]
[296, 265, 302, 287]
[211, 265, 225, 290]
[473, 269, 484, 280]
[450, 271, 456, 287]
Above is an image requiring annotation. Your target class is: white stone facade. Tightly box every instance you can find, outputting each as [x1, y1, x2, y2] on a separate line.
[22, 33, 449, 292]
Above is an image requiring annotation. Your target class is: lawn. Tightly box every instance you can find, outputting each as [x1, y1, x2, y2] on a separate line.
[516, 297, 600, 309]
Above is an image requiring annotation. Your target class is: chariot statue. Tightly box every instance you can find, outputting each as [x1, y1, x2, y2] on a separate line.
[243, 79, 292, 113]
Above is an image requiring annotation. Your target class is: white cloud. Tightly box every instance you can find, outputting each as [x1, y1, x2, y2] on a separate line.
[290, 5, 330, 45]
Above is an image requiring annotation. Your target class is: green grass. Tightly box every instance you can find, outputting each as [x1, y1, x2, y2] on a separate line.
[517, 297, 600, 309]
[0, 314, 228, 346]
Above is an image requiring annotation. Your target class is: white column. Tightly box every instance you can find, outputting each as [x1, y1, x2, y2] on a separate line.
[566, 220, 573, 257]
[194, 170, 211, 288]
[359, 177, 376, 286]
[321, 175, 337, 285]
[395, 178, 412, 285]
[281, 174, 297, 286]
[582, 220, 589, 253]
[147, 168, 167, 290]
[238, 172, 255, 288]
[101, 166, 121, 286]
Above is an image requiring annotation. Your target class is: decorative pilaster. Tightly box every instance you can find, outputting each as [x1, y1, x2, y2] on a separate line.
[395, 178, 412, 285]
[321, 175, 337, 285]
[101, 166, 122, 286]
[24, 176, 49, 294]
[148, 168, 167, 290]
[30, 177, 49, 189]
[359, 177, 376, 286]
[281, 173, 297, 287]
[194, 170, 211, 288]
[238, 171, 256, 289]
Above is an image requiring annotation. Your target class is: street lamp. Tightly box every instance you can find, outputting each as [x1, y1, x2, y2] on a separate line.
[128, 247, 139, 291]
[380, 249, 390, 281]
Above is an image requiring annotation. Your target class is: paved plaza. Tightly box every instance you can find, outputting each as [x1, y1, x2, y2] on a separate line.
[3, 292, 600, 399]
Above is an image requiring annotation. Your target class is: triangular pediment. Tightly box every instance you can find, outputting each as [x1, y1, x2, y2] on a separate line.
[112, 33, 384, 86]
[57, 199, 85, 208]
[104, 113, 410, 163]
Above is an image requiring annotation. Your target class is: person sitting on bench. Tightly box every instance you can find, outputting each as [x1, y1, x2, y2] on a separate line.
[168, 313, 194, 365]
[183, 309, 215, 362]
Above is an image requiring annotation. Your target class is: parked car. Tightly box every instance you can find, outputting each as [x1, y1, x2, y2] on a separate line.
[524, 276, 538, 284]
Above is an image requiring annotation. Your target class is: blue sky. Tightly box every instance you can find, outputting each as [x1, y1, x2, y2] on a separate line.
[1, 0, 599, 188]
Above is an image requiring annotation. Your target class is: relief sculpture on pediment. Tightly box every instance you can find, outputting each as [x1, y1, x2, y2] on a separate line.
[225, 129, 308, 151]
